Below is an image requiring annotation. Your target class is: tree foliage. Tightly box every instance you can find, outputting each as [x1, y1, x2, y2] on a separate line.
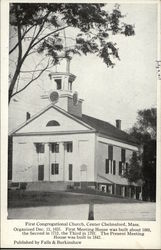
[124, 152, 143, 183]
[9, 3, 135, 103]
[128, 108, 156, 144]
[142, 140, 156, 201]
[126, 108, 156, 198]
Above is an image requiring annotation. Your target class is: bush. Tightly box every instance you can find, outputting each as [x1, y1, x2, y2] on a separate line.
[20, 182, 27, 190]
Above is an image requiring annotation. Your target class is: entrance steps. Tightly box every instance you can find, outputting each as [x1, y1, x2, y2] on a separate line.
[26, 181, 72, 191]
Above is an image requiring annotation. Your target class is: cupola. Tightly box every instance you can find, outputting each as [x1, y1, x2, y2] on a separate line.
[41, 59, 83, 117]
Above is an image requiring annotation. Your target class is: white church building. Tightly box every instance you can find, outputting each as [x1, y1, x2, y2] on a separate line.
[9, 67, 142, 199]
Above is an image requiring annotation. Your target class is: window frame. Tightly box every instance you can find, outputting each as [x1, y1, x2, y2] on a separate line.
[69, 82, 72, 91]
[46, 120, 60, 127]
[35, 143, 45, 154]
[55, 79, 62, 90]
[51, 143, 59, 153]
[66, 142, 73, 153]
[51, 163, 59, 175]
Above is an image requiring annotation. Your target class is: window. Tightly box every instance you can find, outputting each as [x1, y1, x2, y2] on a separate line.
[119, 161, 122, 175]
[121, 148, 126, 162]
[66, 142, 73, 152]
[108, 145, 113, 160]
[119, 161, 126, 175]
[51, 163, 59, 175]
[105, 159, 109, 174]
[55, 79, 62, 90]
[46, 120, 60, 126]
[113, 160, 116, 175]
[51, 143, 59, 153]
[26, 112, 30, 120]
[69, 82, 72, 91]
[35, 143, 44, 153]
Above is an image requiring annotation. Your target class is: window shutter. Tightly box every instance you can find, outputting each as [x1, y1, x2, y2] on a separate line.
[119, 161, 122, 175]
[121, 149, 126, 162]
[55, 164, 59, 174]
[126, 162, 128, 173]
[108, 145, 113, 160]
[36, 143, 39, 153]
[110, 160, 113, 173]
[38, 165, 44, 180]
[113, 160, 116, 175]
[51, 164, 54, 175]
[69, 164, 73, 180]
[105, 159, 109, 174]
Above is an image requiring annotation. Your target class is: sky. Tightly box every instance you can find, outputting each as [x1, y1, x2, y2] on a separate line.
[8, 2, 158, 133]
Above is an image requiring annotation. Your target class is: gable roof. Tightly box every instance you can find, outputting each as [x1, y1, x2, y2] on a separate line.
[73, 114, 138, 145]
[9, 104, 95, 135]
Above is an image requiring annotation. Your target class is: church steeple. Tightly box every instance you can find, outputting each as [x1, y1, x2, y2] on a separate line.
[41, 58, 83, 117]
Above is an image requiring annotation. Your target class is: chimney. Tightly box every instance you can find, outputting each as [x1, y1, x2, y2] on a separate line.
[116, 119, 121, 130]
[26, 112, 31, 121]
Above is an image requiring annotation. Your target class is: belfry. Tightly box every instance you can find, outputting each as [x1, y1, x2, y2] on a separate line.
[41, 59, 83, 117]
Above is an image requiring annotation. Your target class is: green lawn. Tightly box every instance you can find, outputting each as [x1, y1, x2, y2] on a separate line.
[8, 190, 142, 208]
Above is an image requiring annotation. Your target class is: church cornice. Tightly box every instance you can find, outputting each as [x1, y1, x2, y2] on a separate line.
[12, 130, 96, 137]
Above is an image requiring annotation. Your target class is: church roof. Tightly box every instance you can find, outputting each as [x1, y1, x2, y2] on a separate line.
[73, 114, 138, 145]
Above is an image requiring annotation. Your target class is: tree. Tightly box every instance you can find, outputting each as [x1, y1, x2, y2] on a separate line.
[128, 108, 156, 144]
[127, 108, 157, 201]
[9, 3, 135, 103]
[142, 140, 156, 201]
[124, 151, 143, 183]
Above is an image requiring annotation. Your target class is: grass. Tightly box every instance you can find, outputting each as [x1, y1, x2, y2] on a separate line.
[8, 190, 143, 208]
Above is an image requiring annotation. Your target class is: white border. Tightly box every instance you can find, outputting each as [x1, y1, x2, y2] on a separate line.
[1, 0, 161, 248]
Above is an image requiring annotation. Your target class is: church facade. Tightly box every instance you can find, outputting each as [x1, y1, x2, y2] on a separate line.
[9, 70, 142, 199]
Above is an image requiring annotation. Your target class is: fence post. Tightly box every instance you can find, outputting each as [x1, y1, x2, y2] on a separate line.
[88, 202, 94, 220]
